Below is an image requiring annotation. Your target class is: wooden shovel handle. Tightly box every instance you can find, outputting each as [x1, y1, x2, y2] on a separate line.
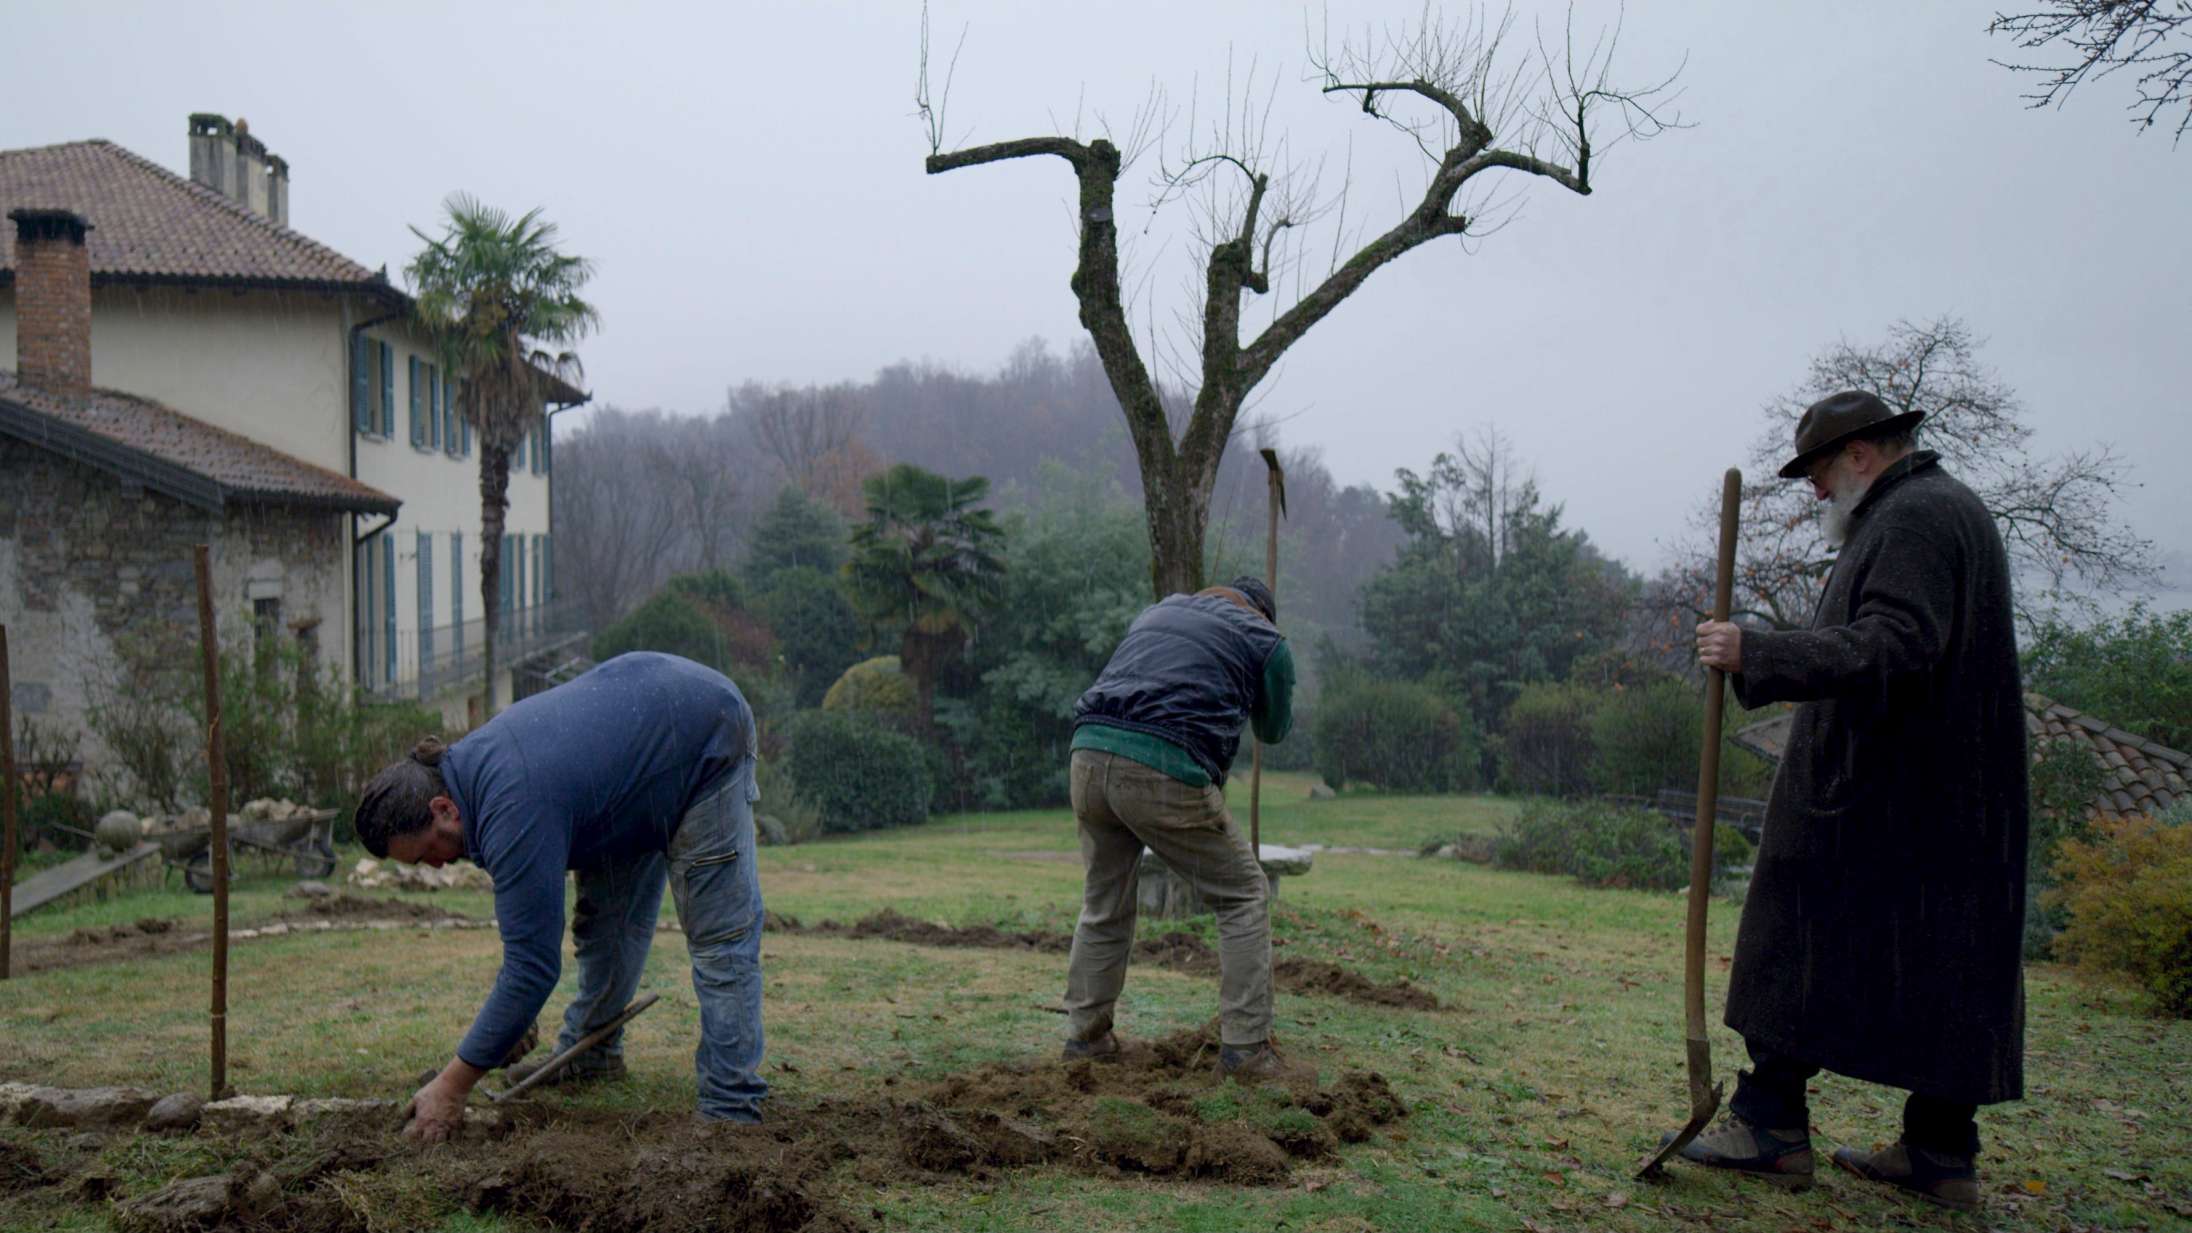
[1684, 469, 1741, 1041]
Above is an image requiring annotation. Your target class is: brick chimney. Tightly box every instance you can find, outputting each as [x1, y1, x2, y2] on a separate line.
[187, 113, 288, 226]
[8, 208, 95, 395]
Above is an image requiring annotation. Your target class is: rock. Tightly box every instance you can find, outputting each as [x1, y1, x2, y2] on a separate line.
[756, 814, 790, 846]
[144, 1093, 207, 1134]
[201, 1095, 294, 1133]
[14, 1085, 160, 1129]
[1255, 844, 1314, 877]
[284, 881, 335, 900]
[113, 1174, 234, 1233]
[95, 811, 141, 854]
[1307, 780, 1337, 800]
[241, 798, 278, 821]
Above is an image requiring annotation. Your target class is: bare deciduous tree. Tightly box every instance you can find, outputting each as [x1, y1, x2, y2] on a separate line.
[652, 417, 754, 573]
[1678, 316, 2157, 633]
[555, 408, 687, 631]
[733, 382, 869, 497]
[1991, 0, 2192, 142]
[919, 5, 1679, 597]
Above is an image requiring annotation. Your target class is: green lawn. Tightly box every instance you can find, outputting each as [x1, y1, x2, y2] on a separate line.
[2, 779, 2185, 1232]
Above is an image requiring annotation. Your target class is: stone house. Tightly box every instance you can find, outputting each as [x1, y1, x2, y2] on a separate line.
[0, 117, 587, 757]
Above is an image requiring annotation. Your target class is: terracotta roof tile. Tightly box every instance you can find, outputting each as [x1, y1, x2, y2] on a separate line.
[1733, 692, 2192, 820]
[0, 369, 397, 513]
[0, 139, 396, 293]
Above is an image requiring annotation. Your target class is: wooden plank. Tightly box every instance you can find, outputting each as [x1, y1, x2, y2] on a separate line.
[9, 842, 160, 918]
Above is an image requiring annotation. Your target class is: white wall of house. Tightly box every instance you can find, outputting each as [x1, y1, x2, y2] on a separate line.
[2, 288, 559, 724]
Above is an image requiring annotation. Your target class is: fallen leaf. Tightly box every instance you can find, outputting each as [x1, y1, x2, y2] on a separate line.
[2020, 1178, 2047, 1196]
[1488, 1186, 1507, 1199]
[2102, 1168, 2145, 1182]
[1604, 1192, 1630, 1209]
[1543, 1170, 1567, 1186]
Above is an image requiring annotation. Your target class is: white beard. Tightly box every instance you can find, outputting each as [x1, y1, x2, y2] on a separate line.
[1819, 476, 1866, 548]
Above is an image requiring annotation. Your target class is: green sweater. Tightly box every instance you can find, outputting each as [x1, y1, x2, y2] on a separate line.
[1070, 640, 1296, 787]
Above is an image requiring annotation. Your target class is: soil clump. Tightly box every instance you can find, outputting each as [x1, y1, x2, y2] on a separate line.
[72, 1025, 1405, 1233]
[781, 909, 1440, 1010]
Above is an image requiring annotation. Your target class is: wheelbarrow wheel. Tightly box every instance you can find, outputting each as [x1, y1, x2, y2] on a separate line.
[184, 849, 218, 894]
[294, 837, 337, 879]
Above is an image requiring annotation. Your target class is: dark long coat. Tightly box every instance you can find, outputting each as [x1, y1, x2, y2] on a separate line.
[1728, 451, 2029, 1105]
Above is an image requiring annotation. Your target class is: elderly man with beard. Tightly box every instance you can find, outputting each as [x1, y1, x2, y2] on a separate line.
[1684, 391, 2029, 1212]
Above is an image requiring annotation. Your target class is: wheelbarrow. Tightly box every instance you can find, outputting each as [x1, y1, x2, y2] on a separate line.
[152, 808, 340, 893]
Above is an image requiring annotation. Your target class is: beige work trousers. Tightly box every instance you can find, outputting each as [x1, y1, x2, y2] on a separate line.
[1062, 749, 1273, 1048]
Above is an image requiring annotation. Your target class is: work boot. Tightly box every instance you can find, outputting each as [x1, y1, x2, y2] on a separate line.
[1666, 1113, 1815, 1190]
[1218, 1040, 1299, 1082]
[500, 1051, 627, 1091]
[1832, 1141, 1980, 1212]
[1062, 1032, 1122, 1062]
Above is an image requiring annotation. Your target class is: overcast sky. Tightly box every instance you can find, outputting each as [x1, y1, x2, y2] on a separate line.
[8, 0, 2187, 588]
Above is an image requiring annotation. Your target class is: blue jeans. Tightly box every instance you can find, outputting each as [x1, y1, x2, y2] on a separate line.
[559, 756, 768, 1122]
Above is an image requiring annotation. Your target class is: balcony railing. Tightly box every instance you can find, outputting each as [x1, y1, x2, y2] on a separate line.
[362, 599, 586, 703]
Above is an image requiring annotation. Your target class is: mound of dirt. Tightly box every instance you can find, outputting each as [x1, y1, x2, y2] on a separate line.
[282, 893, 467, 922]
[91, 1026, 1406, 1232]
[66, 918, 176, 946]
[1, 1139, 51, 1196]
[779, 912, 1440, 1010]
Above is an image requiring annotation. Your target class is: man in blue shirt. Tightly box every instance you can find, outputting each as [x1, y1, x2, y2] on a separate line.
[355, 652, 767, 1141]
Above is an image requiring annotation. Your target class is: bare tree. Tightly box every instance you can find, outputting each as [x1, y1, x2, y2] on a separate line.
[919, 5, 1679, 597]
[1676, 316, 2157, 633]
[1991, 1, 2192, 142]
[733, 382, 869, 497]
[652, 416, 753, 573]
[555, 408, 687, 630]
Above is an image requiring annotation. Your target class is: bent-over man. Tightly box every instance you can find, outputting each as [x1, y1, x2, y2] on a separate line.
[1063, 577, 1296, 1078]
[358, 652, 768, 1140]
[1687, 391, 2028, 1211]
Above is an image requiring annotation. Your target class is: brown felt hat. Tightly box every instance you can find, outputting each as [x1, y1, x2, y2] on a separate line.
[1777, 390, 1925, 479]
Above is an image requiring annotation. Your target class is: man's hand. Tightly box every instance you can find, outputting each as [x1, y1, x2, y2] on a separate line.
[402, 1058, 484, 1144]
[1696, 620, 1743, 674]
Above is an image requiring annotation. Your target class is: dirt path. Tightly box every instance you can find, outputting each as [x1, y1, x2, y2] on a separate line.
[12, 1024, 1406, 1233]
[776, 909, 1443, 1011]
[7, 895, 482, 976]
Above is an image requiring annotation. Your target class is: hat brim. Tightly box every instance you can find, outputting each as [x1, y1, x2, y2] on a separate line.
[1776, 409, 1926, 479]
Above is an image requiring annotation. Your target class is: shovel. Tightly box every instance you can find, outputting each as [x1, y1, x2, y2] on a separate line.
[1636, 467, 1741, 1179]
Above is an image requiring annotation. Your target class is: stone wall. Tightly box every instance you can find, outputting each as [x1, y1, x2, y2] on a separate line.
[0, 438, 348, 787]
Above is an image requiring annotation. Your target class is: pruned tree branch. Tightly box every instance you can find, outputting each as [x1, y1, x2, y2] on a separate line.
[1991, 0, 2192, 142]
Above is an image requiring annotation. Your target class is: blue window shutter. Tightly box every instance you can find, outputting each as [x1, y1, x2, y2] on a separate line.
[451, 532, 465, 658]
[514, 426, 527, 471]
[351, 333, 370, 432]
[382, 532, 397, 684]
[407, 356, 423, 447]
[443, 375, 458, 456]
[427, 367, 441, 450]
[498, 536, 512, 629]
[543, 420, 553, 474]
[461, 406, 472, 457]
[532, 535, 542, 609]
[379, 341, 395, 436]
[418, 531, 434, 672]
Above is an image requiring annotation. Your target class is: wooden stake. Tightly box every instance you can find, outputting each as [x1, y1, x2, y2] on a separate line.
[193, 546, 230, 1098]
[2, 624, 15, 981]
[1251, 448, 1287, 858]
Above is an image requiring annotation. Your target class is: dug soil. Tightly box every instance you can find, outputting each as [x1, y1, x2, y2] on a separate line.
[22, 1025, 1404, 1233]
[783, 909, 1442, 1011]
[8, 896, 476, 976]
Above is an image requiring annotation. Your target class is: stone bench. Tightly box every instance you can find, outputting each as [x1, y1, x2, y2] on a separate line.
[1135, 844, 1313, 920]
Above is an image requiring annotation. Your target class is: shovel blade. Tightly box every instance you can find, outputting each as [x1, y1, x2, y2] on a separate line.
[1634, 1037, 1723, 1179]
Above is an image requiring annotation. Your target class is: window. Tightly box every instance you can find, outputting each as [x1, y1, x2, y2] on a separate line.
[541, 419, 552, 474]
[532, 534, 543, 611]
[382, 531, 397, 685]
[351, 334, 371, 432]
[443, 375, 460, 457]
[543, 532, 553, 603]
[253, 596, 282, 671]
[417, 531, 435, 671]
[498, 535, 513, 635]
[513, 427, 527, 472]
[426, 365, 441, 451]
[378, 340, 395, 436]
[461, 407, 472, 457]
[408, 356, 425, 448]
[514, 535, 527, 633]
[450, 532, 465, 659]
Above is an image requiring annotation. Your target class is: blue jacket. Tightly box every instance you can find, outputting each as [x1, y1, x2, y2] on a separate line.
[1072, 593, 1288, 786]
[440, 652, 754, 1069]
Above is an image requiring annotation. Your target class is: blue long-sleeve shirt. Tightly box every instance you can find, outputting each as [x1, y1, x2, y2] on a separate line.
[440, 652, 754, 1069]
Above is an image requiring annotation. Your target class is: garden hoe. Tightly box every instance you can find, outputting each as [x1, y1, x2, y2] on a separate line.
[1250, 447, 1287, 855]
[493, 992, 661, 1102]
[1636, 467, 1741, 1180]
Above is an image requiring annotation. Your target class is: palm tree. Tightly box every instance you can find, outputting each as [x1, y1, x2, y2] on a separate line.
[406, 196, 598, 716]
[841, 464, 1007, 734]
